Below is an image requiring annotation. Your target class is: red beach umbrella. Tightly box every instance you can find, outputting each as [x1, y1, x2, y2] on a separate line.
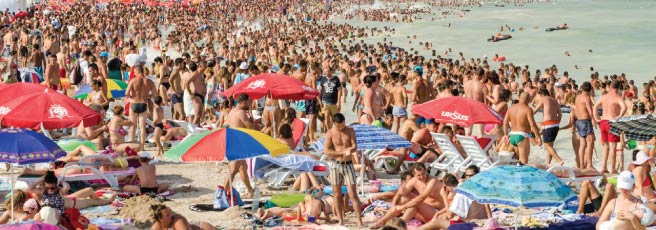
[0, 83, 101, 130]
[10, 12, 29, 23]
[222, 73, 319, 100]
[411, 96, 503, 127]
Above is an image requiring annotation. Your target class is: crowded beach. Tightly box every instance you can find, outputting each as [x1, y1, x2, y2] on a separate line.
[1, 0, 656, 230]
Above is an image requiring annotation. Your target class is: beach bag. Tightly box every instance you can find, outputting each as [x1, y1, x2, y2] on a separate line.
[213, 185, 243, 209]
[70, 62, 83, 85]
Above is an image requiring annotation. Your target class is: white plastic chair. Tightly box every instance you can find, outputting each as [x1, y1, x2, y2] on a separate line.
[429, 133, 470, 175]
[456, 135, 515, 171]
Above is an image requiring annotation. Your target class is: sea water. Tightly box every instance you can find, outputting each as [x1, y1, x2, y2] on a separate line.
[333, 0, 656, 85]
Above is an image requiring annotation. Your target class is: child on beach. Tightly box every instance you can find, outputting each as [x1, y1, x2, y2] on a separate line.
[124, 152, 169, 195]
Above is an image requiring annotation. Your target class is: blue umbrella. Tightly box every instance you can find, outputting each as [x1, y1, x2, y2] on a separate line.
[0, 128, 66, 223]
[456, 165, 577, 208]
[0, 128, 66, 165]
[351, 124, 412, 150]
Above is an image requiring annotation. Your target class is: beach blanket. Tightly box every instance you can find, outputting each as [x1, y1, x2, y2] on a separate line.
[253, 155, 316, 178]
[80, 205, 112, 214]
[448, 216, 598, 230]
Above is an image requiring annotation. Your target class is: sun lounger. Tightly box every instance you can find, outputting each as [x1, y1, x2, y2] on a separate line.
[370, 149, 417, 172]
[456, 135, 515, 171]
[546, 165, 603, 190]
[58, 165, 135, 190]
[254, 155, 328, 189]
[429, 133, 470, 175]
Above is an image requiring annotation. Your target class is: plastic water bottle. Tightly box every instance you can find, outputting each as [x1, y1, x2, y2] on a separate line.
[251, 187, 260, 212]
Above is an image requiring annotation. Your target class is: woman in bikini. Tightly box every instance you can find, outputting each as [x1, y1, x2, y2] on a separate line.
[597, 171, 654, 230]
[630, 151, 656, 201]
[28, 171, 116, 216]
[84, 80, 109, 110]
[107, 105, 141, 157]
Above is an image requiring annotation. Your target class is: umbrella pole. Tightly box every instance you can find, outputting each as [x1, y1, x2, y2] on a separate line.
[10, 164, 13, 223]
[40, 122, 52, 139]
[360, 150, 365, 196]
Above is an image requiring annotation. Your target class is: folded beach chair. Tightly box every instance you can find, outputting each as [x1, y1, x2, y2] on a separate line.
[428, 133, 470, 175]
[292, 118, 309, 152]
[456, 135, 515, 171]
[546, 165, 604, 190]
[369, 148, 417, 172]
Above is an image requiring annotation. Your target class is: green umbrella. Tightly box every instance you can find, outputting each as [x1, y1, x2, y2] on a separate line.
[163, 130, 213, 161]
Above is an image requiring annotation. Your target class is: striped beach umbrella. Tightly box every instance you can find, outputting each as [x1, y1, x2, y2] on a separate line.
[72, 79, 127, 99]
[610, 113, 656, 141]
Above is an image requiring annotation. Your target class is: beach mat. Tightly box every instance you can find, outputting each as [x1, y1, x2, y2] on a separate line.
[80, 205, 112, 214]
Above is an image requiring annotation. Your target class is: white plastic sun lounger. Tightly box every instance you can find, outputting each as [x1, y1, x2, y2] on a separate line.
[429, 133, 470, 175]
[456, 135, 515, 171]
[547, 165, 604, 190]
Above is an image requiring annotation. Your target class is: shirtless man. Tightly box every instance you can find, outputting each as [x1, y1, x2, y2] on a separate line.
[533, 88, 564, 165]
[361, 75, 382, 125]
[391, 120, 439, 173]
[503, 92, 541, 164]
[224, 94, 255, 197]
[575, 82, 597, 169]
[30, 44, 45, 76]
[126, 65, 157, 151]
[370, 164, 444, 228]
[593, 80, 627, 173]
[124, 152, 169, 195]
[390, 72, 408, 133]
[169, 58, 185, 120]
[412, 66, 432, 127]
[421, 173, 490, 230]
[323, 113, 363, 227]
[56, 46, 69, 88]
[43, 54, 60, 90]
[182, 62, 206, 125]
[464, 68, 485, 136]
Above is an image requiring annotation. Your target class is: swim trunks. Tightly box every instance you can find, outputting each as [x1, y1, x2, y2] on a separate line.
[509, 131, 530, 147]
[583, 196, 603, 214]
[576, 119, 594, 137]
[329, 160, 356, 185]
[131, 103, 147, 114]
[305, 99, 318, 115]
[599, 120, 620, 143]
[392, 106, 407, 117]
[171, 93, 183, 104]
[541, 120, 560, 143]
[140, 186, 159, 195]
[416, 116, 433, 126]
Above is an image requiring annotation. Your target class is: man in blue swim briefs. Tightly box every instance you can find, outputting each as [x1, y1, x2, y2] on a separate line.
[503, 92, 541, 165]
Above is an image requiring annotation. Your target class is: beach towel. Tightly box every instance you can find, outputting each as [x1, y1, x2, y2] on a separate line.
[450, 193, 473, 219]
[80, 205, 112, 214]
[214, 185, 243, 209]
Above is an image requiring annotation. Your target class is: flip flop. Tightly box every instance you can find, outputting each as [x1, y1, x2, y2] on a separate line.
[241, 212, 255, 220]
[189, 204, 225, 212]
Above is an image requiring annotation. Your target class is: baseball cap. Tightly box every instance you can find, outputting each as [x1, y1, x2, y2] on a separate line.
[24, 198, 38, 210]
[631, 150, 654, 166]
[100, 51, 108, 58]
[139, 151, 153, 159]
[413, 65, 423, 75]
[617, 171, 635, 190]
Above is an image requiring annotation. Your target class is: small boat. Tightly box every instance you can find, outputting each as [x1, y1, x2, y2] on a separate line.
[487, 34, 512, 42]
[546, 25, 568, 32]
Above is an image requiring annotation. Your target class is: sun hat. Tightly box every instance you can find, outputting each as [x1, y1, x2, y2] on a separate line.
[39, 206, 60, 225]
[617, 171, 635, 190]
[473, 218, 504, 230]
[631, 150, 654, 166]
[413, 65, 423, 74]
[100, 51, 109, 58]
[239, 61, 249, 70]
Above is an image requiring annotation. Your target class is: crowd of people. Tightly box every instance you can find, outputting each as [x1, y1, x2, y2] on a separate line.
[1, 0, 656, 229]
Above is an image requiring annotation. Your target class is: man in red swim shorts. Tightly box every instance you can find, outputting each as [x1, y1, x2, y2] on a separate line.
[593, 80, 627, 174]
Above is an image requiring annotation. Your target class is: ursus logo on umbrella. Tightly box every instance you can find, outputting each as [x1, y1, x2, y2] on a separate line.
[48, 104, 72, 119]
[246, 79, 266, 90]
[441, 111, 469, 121]
[0, 106, 11, 115]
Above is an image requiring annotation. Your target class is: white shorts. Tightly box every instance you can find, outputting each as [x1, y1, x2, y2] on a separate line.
[183, 91, 195, 117]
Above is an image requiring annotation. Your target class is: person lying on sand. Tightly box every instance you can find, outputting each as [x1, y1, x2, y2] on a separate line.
[124, 152, 170, 195]
[253, 188, 337, 224]
[151, 204, 217, 230]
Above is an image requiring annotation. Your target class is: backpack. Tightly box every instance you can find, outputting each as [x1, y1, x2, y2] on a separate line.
[70, 62, 84, 85]
[213, 185, 243, 209]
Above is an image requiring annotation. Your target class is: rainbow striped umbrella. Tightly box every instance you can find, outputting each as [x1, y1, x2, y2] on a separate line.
[164, 128, 290, 162]
[73, 79, 127, 99]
